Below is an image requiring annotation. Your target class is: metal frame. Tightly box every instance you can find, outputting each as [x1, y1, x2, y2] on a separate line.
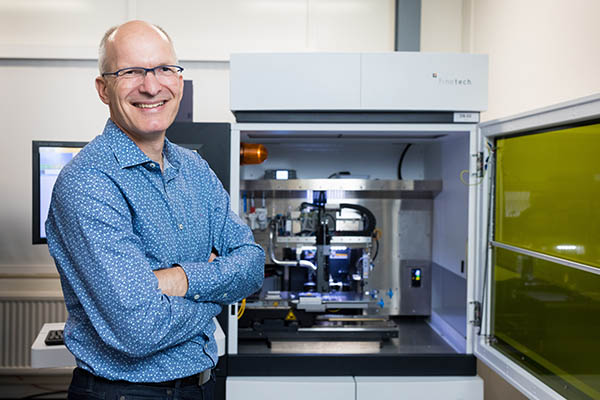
[491, 241, 600, 276]
[228, 127, 241, 355]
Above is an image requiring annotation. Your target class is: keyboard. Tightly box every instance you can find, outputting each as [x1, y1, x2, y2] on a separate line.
[44, 329, 64, 346]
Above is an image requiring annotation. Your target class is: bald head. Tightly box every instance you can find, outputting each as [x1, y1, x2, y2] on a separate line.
[98, 20, 176, 74]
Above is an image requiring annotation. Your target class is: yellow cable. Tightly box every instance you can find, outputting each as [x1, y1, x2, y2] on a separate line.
[237, 298, 246, 319]
[372, 228, 382, 240]
[237, 299, 246, 317]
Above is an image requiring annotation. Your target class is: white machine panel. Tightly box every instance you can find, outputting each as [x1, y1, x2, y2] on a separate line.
[361, 53, 488, 111]
[230, 53, 361, 111]
[355, 376, 484, 400]
[226, 376, 355, 400]
[230, 52, 488, 112]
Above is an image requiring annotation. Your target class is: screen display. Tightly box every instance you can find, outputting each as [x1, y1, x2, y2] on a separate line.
[34, 144, 83, 242]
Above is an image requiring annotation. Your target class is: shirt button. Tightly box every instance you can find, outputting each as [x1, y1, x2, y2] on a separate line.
[150, 163, 156, 168]
[194, 294, 200, 300]
[178, 223, 184, 230]
[222, 293, 227, 298]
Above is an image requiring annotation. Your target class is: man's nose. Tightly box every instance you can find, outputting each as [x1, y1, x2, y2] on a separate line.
[139, 70, 161, 95]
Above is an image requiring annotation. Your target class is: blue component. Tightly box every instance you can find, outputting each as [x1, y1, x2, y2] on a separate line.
[329, 247, 351, 285]
[387, 289, 393, 298]
[378, 299, 384, 308]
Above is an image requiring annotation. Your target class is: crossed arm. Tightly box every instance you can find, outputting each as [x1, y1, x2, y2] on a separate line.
[47, 164, 263, 357]
[153, 252, 217, 297]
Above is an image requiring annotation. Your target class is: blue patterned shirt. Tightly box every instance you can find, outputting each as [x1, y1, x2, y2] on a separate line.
[46, 119, 264, 382]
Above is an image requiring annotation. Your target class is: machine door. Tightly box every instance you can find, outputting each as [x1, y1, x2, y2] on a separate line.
[473, 94, 600, 400]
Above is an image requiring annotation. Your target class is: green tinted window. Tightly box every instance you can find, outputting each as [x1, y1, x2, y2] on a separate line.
[493, 123, 600, 399]
[495, 123, 600, 268]
[493, 247, 600, 399]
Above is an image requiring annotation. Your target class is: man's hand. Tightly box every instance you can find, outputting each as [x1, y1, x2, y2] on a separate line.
[153, 266, 189, 297]
[154, 252, 218, 297]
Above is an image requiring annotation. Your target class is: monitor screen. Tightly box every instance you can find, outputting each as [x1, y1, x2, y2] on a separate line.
[32, 141, 86, 244]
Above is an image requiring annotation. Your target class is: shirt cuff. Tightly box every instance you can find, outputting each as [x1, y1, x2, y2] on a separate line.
[179, 260, 234, 303]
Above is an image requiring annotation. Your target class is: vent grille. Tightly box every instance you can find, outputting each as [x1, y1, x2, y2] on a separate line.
[0, 299, 67, 368]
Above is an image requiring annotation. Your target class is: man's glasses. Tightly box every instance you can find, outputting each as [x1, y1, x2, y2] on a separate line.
[102, 65, 184, 84]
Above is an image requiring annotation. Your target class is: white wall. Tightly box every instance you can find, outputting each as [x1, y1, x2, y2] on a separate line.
[420, 0, 464, 53]
[420, 0, 600, 121]
[0, 1, 394, 274]
[0, 0, 395, 60]
[466, 0, 600, 121]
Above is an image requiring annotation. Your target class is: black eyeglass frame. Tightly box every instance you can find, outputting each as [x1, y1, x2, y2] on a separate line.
[101, 64, 184, 78]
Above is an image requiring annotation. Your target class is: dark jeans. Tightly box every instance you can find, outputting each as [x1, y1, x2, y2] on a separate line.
[68, 367, 215, 400]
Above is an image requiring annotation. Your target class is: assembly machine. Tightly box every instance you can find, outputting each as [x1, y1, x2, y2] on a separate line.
[223, 52, 488, 400]
[223, 54, 600, 400]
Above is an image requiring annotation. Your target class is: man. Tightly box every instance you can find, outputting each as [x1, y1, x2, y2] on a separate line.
[46, 20, 264, 399]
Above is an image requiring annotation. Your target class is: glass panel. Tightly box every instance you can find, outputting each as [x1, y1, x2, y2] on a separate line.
[493, 123, 600, 399]
[495, 123, 600, 268]
[492, 247, 600, 399]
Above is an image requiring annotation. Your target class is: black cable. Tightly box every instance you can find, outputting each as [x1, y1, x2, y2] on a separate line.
[324, 213, 336, 229]
[397, 143, 412, 180]
[300, 202, 324, 210]
[328, 171, 351, 179]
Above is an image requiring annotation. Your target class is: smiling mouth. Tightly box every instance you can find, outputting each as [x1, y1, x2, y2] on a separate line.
[134, 101, 165, 109]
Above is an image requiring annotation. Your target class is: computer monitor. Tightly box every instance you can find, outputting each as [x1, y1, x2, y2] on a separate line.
[32, 141, 87, 244]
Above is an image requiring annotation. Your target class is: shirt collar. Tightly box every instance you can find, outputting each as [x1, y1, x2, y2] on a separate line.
[162, 136, 181, 172]
[102, 119, 180, 170]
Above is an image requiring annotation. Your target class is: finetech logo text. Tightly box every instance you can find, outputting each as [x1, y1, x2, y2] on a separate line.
[432, 73, 472, 85]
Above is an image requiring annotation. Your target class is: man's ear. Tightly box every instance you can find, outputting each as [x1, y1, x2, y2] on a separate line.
[95, 76, 110, 105]
[178, 75, 184, 102]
